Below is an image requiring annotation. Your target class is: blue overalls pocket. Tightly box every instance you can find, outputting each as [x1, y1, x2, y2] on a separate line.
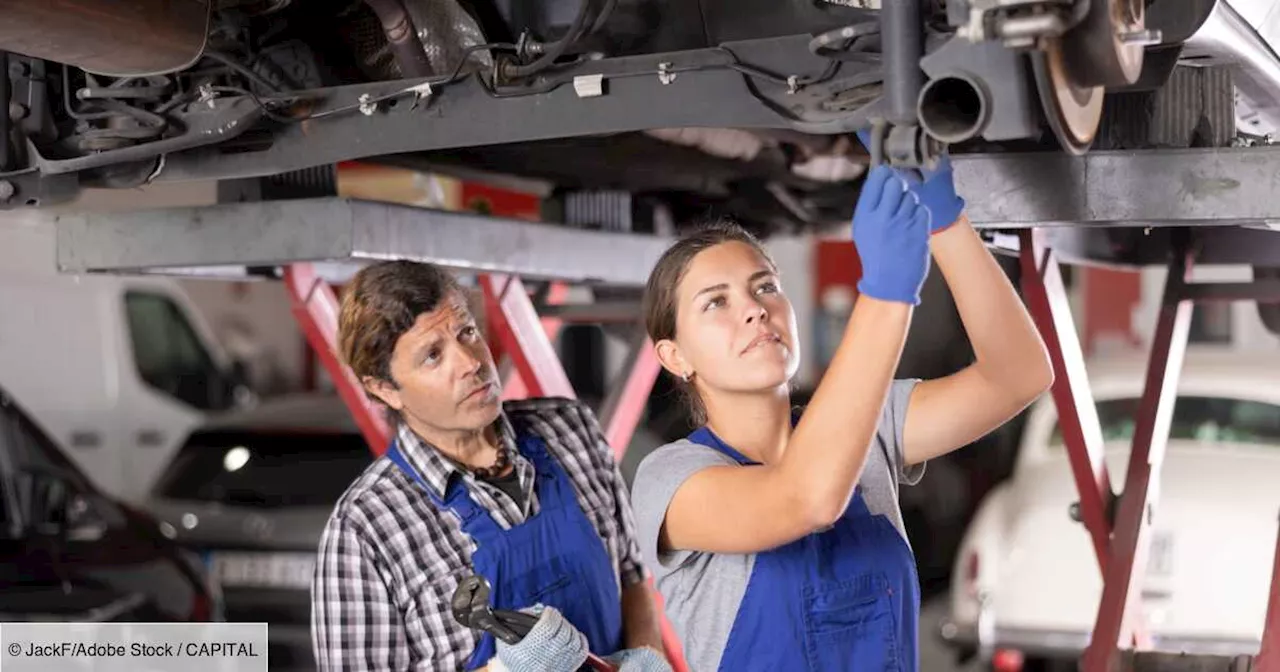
[802, 573, 899, 671]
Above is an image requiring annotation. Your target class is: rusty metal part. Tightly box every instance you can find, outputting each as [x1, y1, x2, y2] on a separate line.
[1032, 37, 1104, 154]
[362, 0, 434, 78]
[1061, 0, 1148, 88]
[0, 0, 210, 77]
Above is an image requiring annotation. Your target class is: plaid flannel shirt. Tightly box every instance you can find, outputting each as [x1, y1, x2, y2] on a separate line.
[310, 397, 647, 671]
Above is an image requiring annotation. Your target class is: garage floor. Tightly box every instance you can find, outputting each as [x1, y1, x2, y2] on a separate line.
[921, 596, 975, 672]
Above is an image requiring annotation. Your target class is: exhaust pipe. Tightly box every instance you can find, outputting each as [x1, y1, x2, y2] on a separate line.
[917, 73, 991, 144]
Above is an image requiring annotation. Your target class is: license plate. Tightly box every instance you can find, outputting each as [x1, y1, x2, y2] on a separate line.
[207, 552, 315, 590]
[1147, 530, 1175, 578]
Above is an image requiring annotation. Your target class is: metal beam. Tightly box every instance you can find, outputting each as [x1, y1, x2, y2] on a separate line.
[984, 226, 1280, 270]
[955, 146, 1280, 228]
[1082, 243, 1196, 672]
[538, 302, 644, 324]
[1017, 229, 1117, 573]
[54, 197, 673, 286]
[1180, 280, 1280, 303]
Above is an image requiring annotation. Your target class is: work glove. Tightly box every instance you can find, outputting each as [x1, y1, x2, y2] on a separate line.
[605, 647, 673, 672]
[850, 163, 931, 306]
[909, 152, 966, 234]
[492, 605, 588, 672]
[857, 129, 966, 234]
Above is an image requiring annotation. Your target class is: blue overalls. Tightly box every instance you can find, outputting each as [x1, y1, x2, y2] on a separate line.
[688, 426, 921, 671]
[385, 430, 624, 670]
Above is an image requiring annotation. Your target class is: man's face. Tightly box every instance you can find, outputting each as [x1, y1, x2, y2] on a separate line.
[366, 291, 502, 436]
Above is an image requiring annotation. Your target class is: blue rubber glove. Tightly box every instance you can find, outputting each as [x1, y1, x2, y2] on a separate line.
[856, 128, 965, 234]
[492, 605, 588, 672]
[911, 152, 966, 234]
[606, 647, 673, 672]
[850, 164, 932, 305]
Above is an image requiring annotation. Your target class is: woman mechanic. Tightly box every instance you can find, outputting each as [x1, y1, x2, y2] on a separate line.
[630, 150, 1055, 671]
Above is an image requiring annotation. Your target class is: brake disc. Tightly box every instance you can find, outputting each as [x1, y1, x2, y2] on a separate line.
[1031, 38, 1105, 154]
[1030, 0, 1149, 153]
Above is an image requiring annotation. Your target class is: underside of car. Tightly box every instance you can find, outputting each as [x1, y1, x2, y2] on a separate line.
[0, 0, 1274, 237]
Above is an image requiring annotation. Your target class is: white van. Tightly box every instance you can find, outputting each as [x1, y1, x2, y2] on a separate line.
[0, 209, 249, 504]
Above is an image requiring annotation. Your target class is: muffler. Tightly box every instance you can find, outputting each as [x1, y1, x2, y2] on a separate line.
[918, 73, 991, 144]
[917, 37, 1041, 144]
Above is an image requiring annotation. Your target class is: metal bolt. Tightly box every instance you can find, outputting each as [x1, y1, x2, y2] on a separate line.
[197, 84, 216, 109]
[1068, 502, 1082, 522]
[0, 181, 15, 203]
[1120, 29, 1163, 46]
[657, 63, 676, 86]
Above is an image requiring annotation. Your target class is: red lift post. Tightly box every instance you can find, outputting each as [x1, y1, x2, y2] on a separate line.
[1017, 229, 1119, 574]
[285, 263, 392, 455]
[1019, 229, 1280, 670]
[1082, 245, 1194, 668]
[1260, 520, 1280, 672]
[490, 281, 570, 401]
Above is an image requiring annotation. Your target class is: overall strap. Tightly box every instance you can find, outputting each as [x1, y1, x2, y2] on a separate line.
[687, 427, 759, 466]
[513, 432, 575, 512]
[385, 440, 499, 539]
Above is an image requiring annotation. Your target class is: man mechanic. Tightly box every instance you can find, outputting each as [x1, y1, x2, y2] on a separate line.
[310, 260, 672, 672]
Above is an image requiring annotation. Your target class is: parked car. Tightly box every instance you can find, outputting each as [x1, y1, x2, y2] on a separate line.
[146, 394, 373, 671]
[941, 348, 1280, 668]
[0, 216, 253, 504]
[0, 382, 219, 623]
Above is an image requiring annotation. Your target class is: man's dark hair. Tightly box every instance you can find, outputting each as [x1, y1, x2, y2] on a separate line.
[338, 260, 464, 389]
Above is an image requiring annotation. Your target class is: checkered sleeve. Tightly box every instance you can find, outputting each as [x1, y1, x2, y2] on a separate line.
[566, 400, 649, 589]
[311, 511, 412, 671]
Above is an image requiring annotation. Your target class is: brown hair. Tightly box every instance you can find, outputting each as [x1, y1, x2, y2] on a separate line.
[337, 260, 465, 396]
[641, 220, 778, 425]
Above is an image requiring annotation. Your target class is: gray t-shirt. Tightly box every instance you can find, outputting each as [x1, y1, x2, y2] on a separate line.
[631, 379, 922, 672]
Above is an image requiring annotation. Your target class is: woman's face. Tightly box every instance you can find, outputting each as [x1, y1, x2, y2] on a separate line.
[667, 240, 800, 395]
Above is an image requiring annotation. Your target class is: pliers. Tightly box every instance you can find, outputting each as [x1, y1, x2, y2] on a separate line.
[450, 574, 616, 672]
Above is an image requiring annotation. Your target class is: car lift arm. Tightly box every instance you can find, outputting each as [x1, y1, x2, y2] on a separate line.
[1019, 228, 1280, 671]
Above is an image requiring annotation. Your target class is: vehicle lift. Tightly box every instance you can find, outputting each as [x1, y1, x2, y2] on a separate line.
[52, 144, 1280, 671]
